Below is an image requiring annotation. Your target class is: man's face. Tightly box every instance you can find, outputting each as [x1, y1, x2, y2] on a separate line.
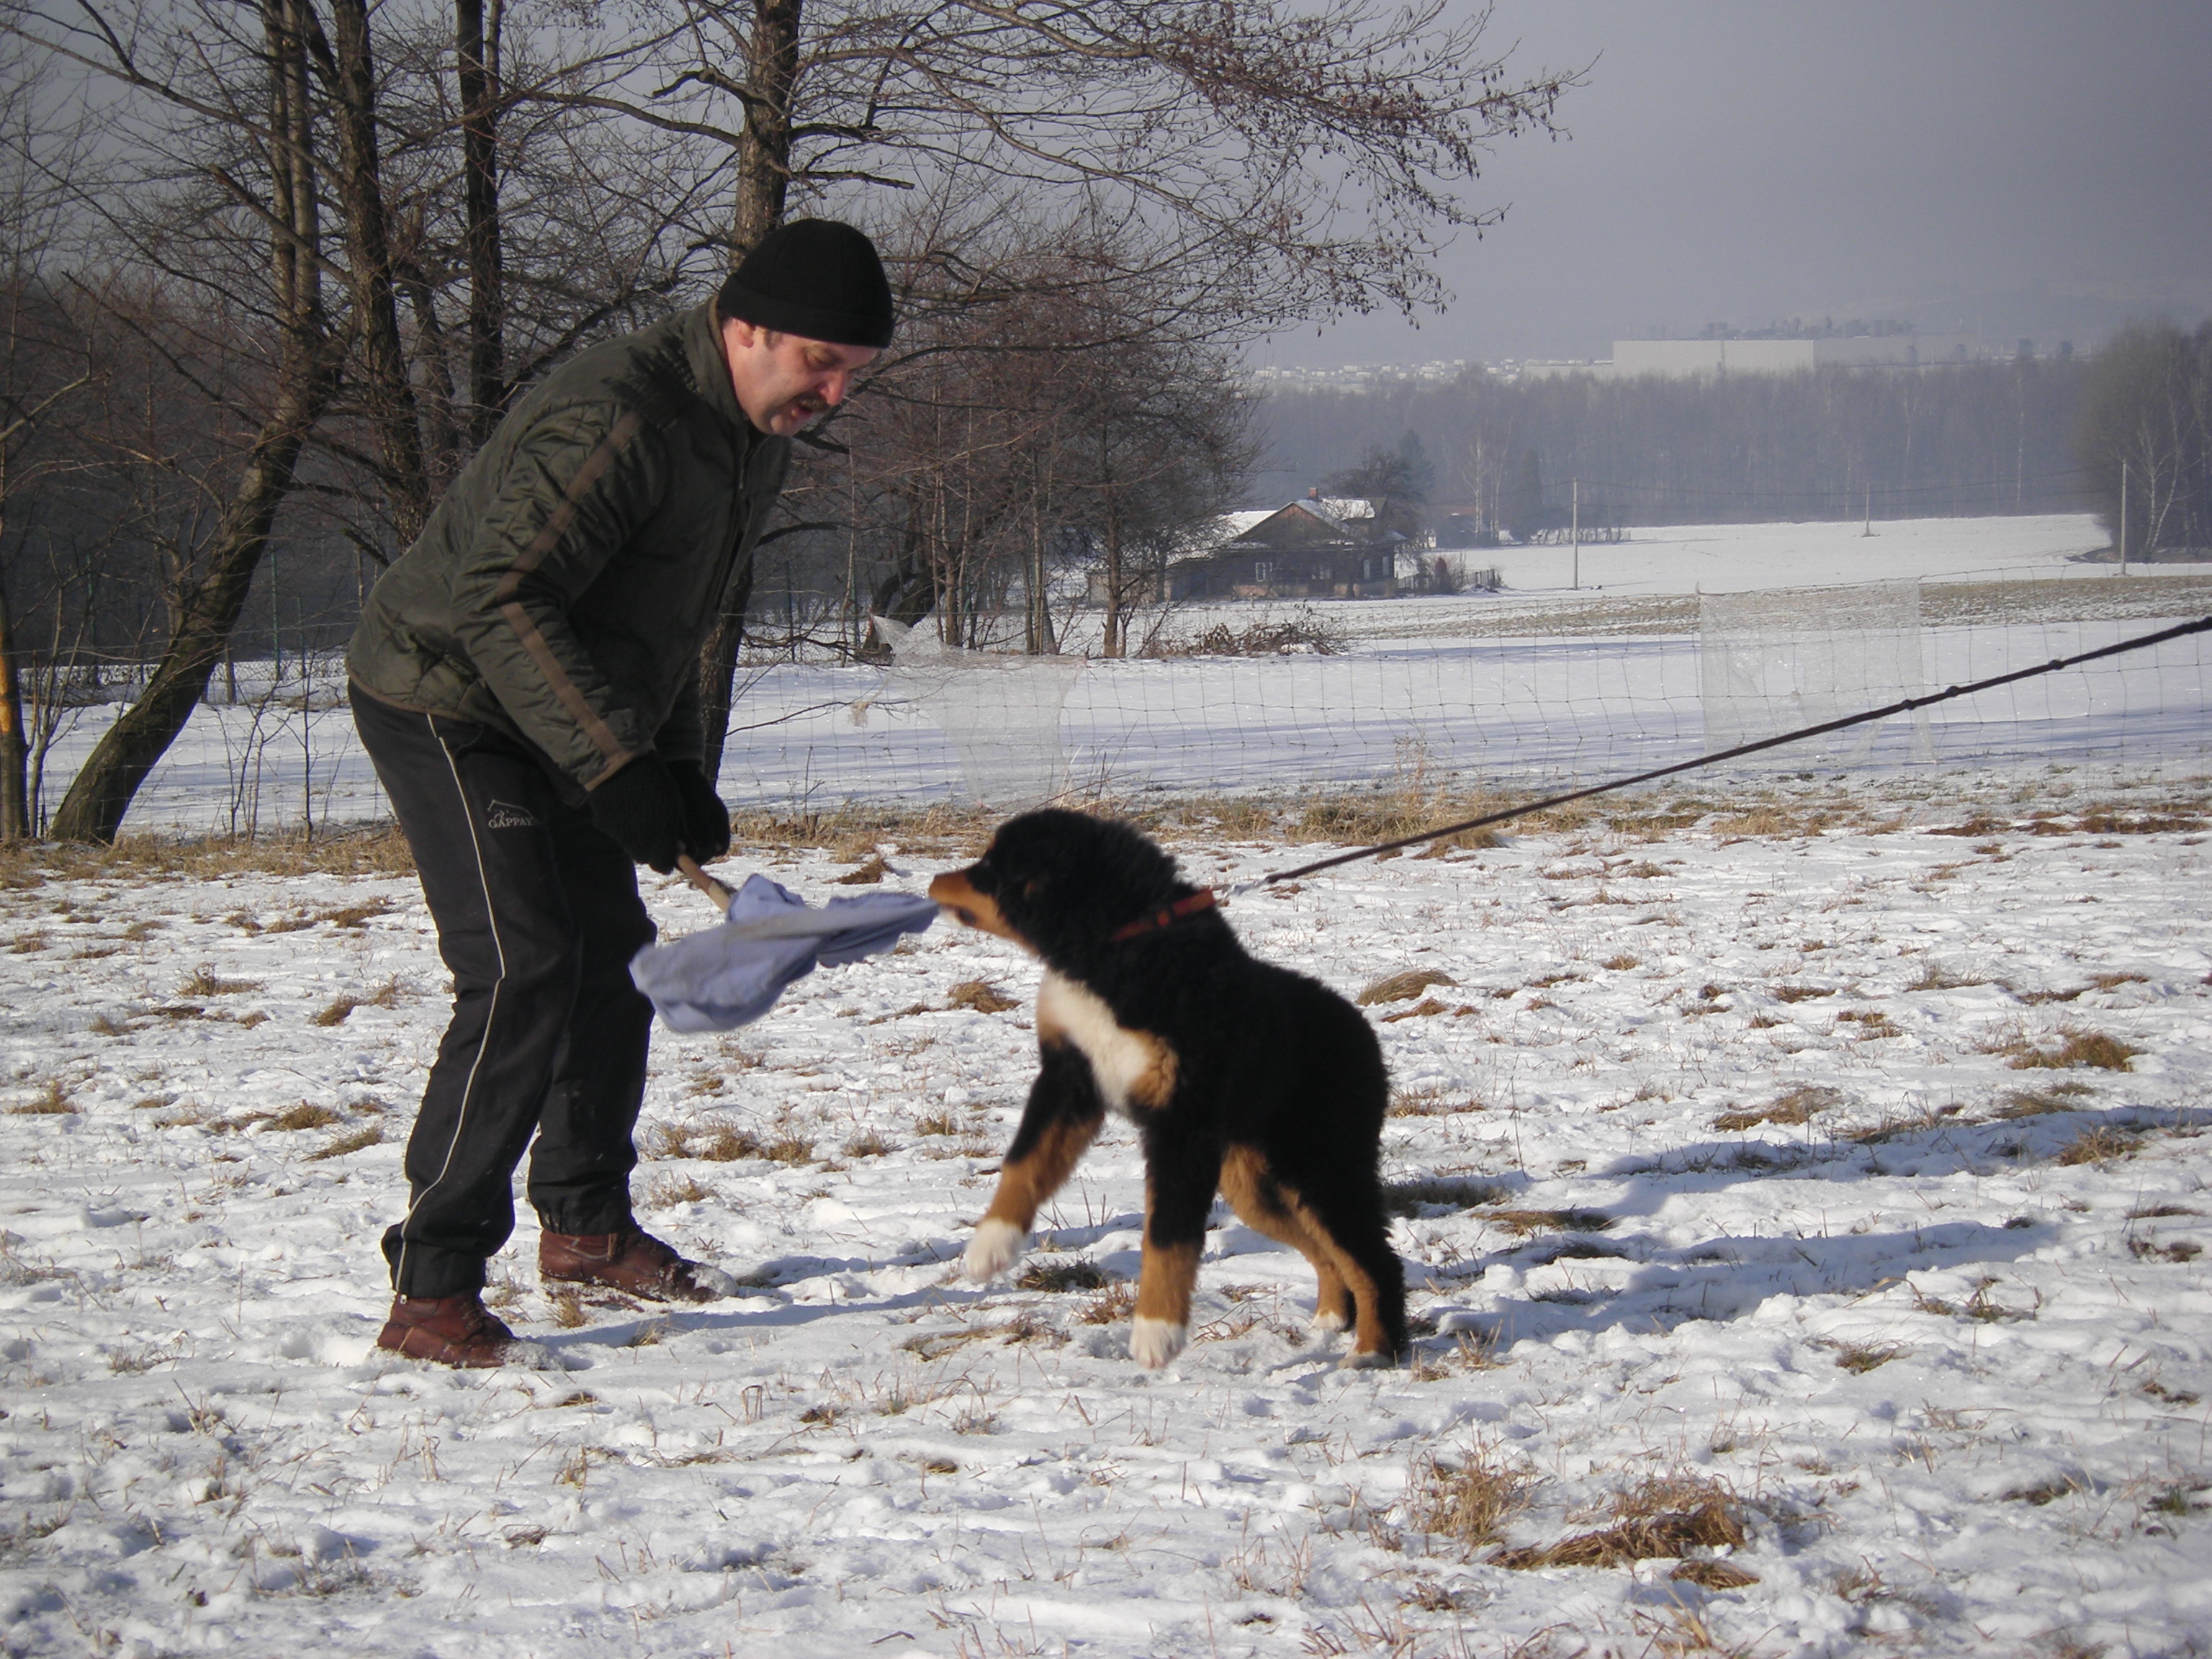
[720, 317, 878, 436]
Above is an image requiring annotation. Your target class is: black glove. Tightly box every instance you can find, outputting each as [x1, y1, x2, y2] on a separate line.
[588, 756, 685, 873]
[668, 762, 732, 863]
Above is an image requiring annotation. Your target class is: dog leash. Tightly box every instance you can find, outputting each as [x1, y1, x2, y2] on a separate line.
[1209, 612, 2212, 898]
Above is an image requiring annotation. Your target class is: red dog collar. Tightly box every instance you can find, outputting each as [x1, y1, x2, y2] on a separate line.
[1109, 889, 1218, 943]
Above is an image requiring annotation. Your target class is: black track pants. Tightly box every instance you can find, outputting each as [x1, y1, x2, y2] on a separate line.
[351, 686, 657, 1297]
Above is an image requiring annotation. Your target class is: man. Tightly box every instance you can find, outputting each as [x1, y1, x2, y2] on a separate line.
[346, 220, 891, 1367]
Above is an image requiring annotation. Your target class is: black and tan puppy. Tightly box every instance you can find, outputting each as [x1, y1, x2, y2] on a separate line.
[930, 809, 1406, 1369]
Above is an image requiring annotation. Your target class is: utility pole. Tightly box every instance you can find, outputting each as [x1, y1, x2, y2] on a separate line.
[1570, 478, 1580, 591]
[2119, 459, 2128, 576]
[1862, 485, 1874, 537]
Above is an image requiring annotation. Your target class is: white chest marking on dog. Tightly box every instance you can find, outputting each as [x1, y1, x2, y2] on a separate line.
[1038, 971, 1159, 1117]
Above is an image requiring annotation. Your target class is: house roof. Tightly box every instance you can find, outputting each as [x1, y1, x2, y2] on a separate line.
[1167, 496, 1388, 567]
[1223, 498, 1382, 547]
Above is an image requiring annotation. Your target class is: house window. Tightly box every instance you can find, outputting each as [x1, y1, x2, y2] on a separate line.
[1251, 560, 1272, 583]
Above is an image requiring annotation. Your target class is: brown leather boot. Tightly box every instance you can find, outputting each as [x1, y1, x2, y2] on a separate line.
[539, 1226, 739, 1303]
[377, 1292, 554, 1369]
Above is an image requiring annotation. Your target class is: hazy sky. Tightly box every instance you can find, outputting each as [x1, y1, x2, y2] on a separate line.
[1257, 0, 2212, 368]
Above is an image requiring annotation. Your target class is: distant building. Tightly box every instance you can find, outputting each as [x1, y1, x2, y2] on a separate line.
[1521, 333, 1995, 382]
[1164, 491, 1411, 600]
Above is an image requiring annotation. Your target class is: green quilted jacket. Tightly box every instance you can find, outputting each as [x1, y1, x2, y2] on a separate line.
[347, 302, 789, 798]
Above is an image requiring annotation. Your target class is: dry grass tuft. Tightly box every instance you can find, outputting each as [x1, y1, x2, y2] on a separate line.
[313, 997, 362, 1028]
[1380, 997, 1451, 1022]
[1994, 1082, 2095, 1118]
[642, 1171, 713, 1207]
[8, 1080, 76, 1116]
[1712, 1085, 1840, 1133]
[1016, 1259, 1114, 1292]
[1388, 1084, 1480, 1118]
[1601, 953, 1640, 971]
[1358, 968, 1460, 1007]
[725, 799, 995, 859]
[1770, 984, 1835, 1004]
[2056, 1125, 2141, 1166]
[317, 900, 394, 929]
[1077, 1282, 1136, 1325]
[1493, 1475, 1745, 1571]
[1835, 1007, 1901, 1039]
[1830, 1341, 1906, 1374]
[1388, 1177, 1507, 1216]
[2001, 1475, 2085, 1507]
[760, 1135, 816, 1166]
[947, 979, 1020, 1014]
[179, 965, 261, 997]
[1670, 1559, 1761, 1590]
[693, 1120, 765, 1161]
[269, 1101, 343, 1132]
[2006, 1029, 2141, 1072]
[1483, 1208, 1613, 1237]
[1907, 965, 1992, 992]
[1412, 1446, 1536, 1554]
[305, 1125, 383, 1161]
[549, 1287, 588, 1329]
[0, 826, 418, 890]
[831, 853, 889, 885]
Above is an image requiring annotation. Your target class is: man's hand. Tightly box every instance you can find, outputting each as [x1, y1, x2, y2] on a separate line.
[668, 763, 732, 863]
[588, 757, 685, 873]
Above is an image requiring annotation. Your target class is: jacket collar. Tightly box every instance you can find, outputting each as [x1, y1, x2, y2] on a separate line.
[683, 300, 755, 440]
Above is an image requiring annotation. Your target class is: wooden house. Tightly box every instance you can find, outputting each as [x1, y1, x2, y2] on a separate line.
[1166, 493, 1406, 600]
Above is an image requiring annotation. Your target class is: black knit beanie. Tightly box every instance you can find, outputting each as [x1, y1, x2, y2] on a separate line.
[717, 220, 894, 349]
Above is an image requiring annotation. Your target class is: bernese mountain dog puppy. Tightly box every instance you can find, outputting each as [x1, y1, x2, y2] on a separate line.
[930, 809, 1406, 1369]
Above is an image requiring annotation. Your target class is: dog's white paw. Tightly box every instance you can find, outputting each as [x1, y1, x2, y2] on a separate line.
[964, 1219, 1027, 1282]
[1310, 1308, 1349, 1334]
[1130, 1316, 1187, 1369]
[1339, 1346, 1397, 1371]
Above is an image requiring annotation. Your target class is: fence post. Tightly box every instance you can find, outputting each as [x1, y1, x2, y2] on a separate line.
[2120, 459, 2128, 576]
[1570, 478, 1580, 591]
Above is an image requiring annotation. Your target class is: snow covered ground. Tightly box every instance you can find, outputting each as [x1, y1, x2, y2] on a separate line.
[4, 767, 2210, 1658]
[1449, 511, 2119, 600]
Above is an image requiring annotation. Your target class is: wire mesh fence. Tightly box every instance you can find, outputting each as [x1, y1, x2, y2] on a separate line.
[23, 559, 2212, 840]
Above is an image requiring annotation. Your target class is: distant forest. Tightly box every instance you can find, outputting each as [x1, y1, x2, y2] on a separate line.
[1254, 359, 2090, 531]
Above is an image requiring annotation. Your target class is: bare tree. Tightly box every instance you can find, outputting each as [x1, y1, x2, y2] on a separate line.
[7, 0, 728, 837]
[2077, 320, 2212, 555]
[0, 41, 104, 837]
[618, 0, 1572, 768]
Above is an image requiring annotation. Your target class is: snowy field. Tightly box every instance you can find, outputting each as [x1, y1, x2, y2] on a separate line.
[4, 766, 2211, 1658]
[24, 514, 2212, 835]
[1447, 511, 2118, 601]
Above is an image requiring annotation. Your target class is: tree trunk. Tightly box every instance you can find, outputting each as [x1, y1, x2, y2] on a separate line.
[47, 0, 340, 843]
[727, 0, 801, 265]
[695, 554, 757, 783]
[696, 0, 803, 783]
[0, 577, 26, 840]
[315, 0, 431, 544]
[47, 334, 349, 842]
[456, 0, 505, 444]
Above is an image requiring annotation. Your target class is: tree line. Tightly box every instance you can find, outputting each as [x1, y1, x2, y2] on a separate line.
[2075, 321, 2212, 557]
[1260, 354, 2095, 533]
[0, 0, 1574, 840]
